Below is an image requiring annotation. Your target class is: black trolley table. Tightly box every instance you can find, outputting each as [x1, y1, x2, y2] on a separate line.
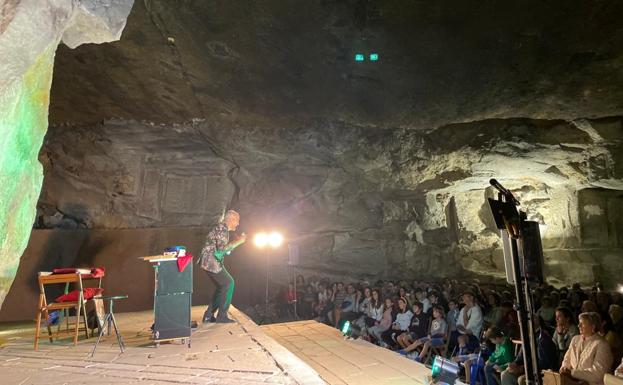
[142, 255, 192, 348]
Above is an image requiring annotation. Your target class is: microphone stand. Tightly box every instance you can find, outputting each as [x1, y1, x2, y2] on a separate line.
[487, 179, 541, 385]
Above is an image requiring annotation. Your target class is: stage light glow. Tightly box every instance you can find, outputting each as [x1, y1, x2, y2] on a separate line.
[268, 232, 284, 248]
[254, 233, 269, 248]
[618, 284, 623, 294]
[254, 231, 284, 249]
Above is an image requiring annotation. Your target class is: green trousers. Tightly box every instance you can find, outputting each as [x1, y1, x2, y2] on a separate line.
[204, 267, 235, 320]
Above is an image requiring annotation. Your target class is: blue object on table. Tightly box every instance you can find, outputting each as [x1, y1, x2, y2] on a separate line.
[164, 246, 186, 253]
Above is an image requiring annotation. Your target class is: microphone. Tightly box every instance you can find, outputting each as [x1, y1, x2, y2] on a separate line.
[489, 178, 520, 205]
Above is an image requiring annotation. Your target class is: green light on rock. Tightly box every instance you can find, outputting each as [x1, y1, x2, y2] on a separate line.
[354, 54, 365, 61]
[369, 53, 379, 61]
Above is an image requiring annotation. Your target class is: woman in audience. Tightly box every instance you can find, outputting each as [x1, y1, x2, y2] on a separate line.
[381, 297, 413, 349]
[553, 306, 580, 366]
[369, 297, 394, 344]
[355, 288, 383, 338]
[560, 312, 613, 385]
[357, 286, 372, 315]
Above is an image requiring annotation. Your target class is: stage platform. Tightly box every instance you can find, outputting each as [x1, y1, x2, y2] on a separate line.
[262, 320, 430, 385]
[0, 306, 324, 385]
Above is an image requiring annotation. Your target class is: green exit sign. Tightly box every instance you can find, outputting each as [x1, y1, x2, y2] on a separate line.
[354, 53, 379, 62]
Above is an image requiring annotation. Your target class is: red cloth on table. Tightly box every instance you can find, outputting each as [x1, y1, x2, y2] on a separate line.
[177, 253, 193, 272]
[55, 287, 103, 302]
[52, 267, 105, 279]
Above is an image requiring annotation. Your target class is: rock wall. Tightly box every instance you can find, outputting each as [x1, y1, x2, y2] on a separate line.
[38, 117, 623, 287]
[0, 0, 134, 309]
[0, 227, 280, 322]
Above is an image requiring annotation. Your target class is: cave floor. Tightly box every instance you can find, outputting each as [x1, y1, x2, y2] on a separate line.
[0, 306, 323, 385]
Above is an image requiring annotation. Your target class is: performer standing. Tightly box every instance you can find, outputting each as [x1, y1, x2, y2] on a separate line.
[199, 210, 246, 323]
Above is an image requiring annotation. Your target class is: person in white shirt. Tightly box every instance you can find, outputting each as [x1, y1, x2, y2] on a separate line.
[451, 290, 483, 352]
[560, 312, 612, 385]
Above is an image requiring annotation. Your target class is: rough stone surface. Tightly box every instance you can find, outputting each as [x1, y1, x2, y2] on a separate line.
[48, 1, 623, 128]
[0, 0, 134, 310]
[5, 0, 623, 305]
[37, 117, 623, 287]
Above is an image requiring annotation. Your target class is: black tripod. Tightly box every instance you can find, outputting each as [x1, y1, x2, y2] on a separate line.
[257, 249, 271, 325]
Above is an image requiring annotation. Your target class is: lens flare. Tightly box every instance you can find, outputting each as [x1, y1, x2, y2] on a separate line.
[253, 233, 268, 248]
[268, 232, 284, 248]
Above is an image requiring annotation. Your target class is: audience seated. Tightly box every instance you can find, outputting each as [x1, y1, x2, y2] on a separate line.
[560, 312, 613, 385]
[396, 301, 429, 352]
[399, 305, 447, 362]
[368, 297, 394, 343]
[501, 317, 558, 385]
[380, 297, 413, 348]
[275, 273, 623, 385]
[484, 326, 515, 385]
[554, 306, 580, 366]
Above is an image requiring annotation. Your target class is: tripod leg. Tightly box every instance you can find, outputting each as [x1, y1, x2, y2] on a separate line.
[110, 313, 125, 352]
[91, 313, 111, 357]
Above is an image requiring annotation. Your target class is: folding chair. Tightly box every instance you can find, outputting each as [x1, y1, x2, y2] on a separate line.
[34, 272, 89, 349]
[423, 333, 450, 364]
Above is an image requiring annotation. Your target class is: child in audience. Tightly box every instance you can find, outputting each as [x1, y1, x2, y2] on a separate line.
[483, 326, 514, 385]
[447, 299, 460, 332]
[396, 301, 429, 349]
[400, 305, 448, 362]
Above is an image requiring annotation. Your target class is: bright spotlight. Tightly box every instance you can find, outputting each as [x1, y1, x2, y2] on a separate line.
[618, 284, 623, 294]
[254, 233, 268, 248]
[268, 232, 283, 248]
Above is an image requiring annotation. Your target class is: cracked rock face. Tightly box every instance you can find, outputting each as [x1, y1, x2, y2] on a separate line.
[0, 0, 133, 309]
[38, 117, 623, 286]
[4, 0, 623, 304]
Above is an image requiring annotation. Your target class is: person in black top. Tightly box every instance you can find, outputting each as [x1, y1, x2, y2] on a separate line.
[397, 301, 429, 349]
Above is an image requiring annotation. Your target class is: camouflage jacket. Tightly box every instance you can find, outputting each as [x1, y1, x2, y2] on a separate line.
[199, 222, 229, 273]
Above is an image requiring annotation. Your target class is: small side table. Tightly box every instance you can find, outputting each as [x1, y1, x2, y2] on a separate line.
[90, 295, 128, 356]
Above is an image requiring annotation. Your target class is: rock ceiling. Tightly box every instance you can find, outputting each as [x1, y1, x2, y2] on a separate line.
[49, 0, 623, 128]
[37, 1, 623, 286]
